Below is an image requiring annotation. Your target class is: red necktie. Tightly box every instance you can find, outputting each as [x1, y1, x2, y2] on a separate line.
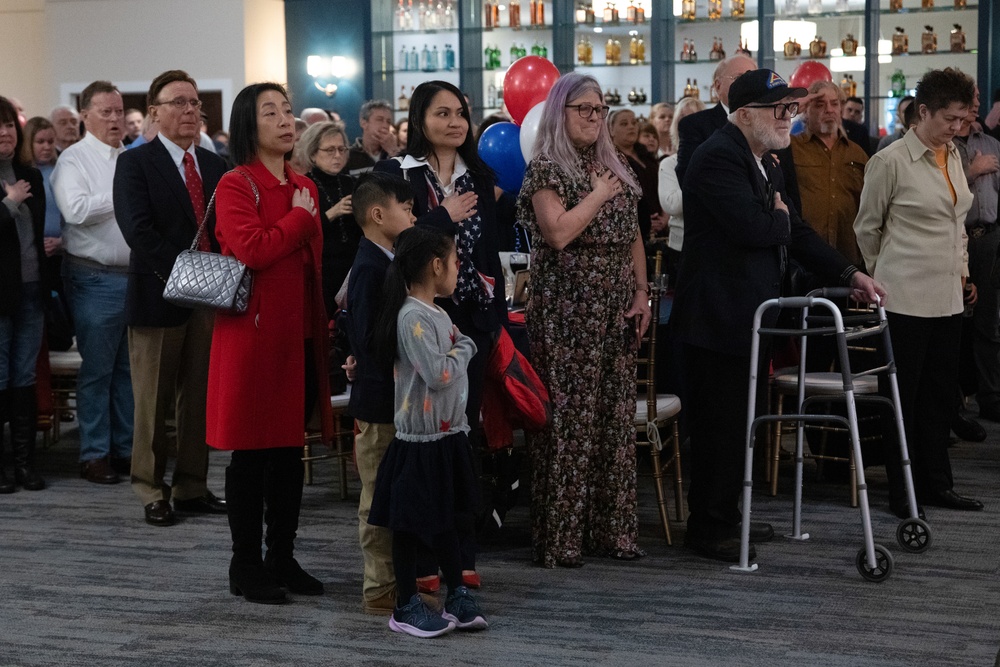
[183, 152, 210, 251]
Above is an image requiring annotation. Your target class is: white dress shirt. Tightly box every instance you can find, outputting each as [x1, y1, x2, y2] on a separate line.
[51, 132, 131, 267]
[158, 133, 201, 184]
[657, 153, 684, 251]
[399, 153, 467, 196]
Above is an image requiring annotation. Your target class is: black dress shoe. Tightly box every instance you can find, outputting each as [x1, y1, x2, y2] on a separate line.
[685, 532, 756, 563]
[80, 458, 120, 485]
[921, 489, 984, 511]
[979, 403, 1000, 423]
[889, 501, 926, 520]
[265, 556, 324, 595]
[174, 491, 227, 514]
[951, 414, 987, 442]
[230, 559, 287, 604]
[144, 499, 177, 526]
[748, 521, 774, 543]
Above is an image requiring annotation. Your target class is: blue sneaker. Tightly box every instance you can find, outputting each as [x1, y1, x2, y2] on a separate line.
[389, 594, 455, 638]
[442, 586, 488, 630]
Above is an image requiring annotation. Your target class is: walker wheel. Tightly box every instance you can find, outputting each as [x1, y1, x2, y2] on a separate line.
[856, 544, 893, 582]
[896, 518, 932, 554]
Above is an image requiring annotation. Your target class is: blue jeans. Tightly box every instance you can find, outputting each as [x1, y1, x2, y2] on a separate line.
[0, 281, 45, 389]
[63, 260, 134, 462]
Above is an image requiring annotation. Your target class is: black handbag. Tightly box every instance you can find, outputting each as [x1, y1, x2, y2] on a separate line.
[162, 170, 258, 314]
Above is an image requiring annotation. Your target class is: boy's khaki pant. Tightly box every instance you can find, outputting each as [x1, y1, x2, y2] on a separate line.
[356, 420, 396, 602]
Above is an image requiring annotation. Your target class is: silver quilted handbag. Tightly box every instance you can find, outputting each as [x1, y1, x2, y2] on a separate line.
[163, 170, 259, 314]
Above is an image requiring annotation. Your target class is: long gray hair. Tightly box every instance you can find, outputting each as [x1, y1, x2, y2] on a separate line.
[530, 73, 638, 191]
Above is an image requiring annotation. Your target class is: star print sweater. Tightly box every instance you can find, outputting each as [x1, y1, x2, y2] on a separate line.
[394, 297, 478, 442]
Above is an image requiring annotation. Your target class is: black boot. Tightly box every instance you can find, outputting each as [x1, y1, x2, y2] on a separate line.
[263, 448, 323, 595]
[226, 457, 286, 604]
[0, 389, 14, 494]
[11, 386, 45, 491]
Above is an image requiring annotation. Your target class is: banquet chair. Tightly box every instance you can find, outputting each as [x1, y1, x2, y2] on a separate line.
[635, 252, 684, 545]
[48, 345, 82, 445]
[303, 388, 352, 499]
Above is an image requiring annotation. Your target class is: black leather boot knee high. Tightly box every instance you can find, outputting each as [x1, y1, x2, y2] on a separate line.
[11, 386, 45, 491]
[263, 448, 323, 595]
[226, 457, 286, 604]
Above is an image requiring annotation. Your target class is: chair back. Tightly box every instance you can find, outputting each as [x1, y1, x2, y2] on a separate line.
[637, 251, 663, 422]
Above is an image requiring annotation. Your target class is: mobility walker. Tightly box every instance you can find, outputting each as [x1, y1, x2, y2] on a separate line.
[731, 287, 931, 582]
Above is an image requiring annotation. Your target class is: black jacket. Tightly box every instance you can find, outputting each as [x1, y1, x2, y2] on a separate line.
[373, 157, 509, 335]
[0, 162, 47, 315]
[671, 122, 853, 357]
[308, 167, 360, 316]
[345, 237, 395, 423]
[113, 137, 227, 327]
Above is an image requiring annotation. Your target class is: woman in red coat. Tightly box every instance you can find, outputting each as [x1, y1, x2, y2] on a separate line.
[208, 82, 334, 605]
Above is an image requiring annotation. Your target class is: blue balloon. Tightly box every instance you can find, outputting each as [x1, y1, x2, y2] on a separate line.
[478, 122, 526, 194]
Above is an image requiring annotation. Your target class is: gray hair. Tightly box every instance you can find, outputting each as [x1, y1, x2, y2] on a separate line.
[359, 99, 392, 122]
[669, 96, 706, 150]
[50, 104, 79, 121]
[296, 121, 348, 168]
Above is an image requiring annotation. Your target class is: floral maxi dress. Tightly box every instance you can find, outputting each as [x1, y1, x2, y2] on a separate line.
[516, 145, 641, 567]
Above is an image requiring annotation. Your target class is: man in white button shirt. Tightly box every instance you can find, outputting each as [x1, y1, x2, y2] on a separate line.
[51, 81, 133, 485]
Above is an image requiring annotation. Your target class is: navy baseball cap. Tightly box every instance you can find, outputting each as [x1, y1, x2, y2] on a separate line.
[728, 69, 807, 112]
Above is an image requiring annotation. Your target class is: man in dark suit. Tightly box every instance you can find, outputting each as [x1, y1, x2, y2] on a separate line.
[671, 69, 884, 562]
[113, 70, 227, 527]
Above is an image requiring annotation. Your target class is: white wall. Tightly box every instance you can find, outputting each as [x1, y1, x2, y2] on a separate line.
[0, 0, 288, 129]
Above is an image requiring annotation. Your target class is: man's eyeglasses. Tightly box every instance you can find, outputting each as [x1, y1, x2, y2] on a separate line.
[743, 102, 800, 119]
[566, 104, 611, 119]
[92, 108, 124, 120]
[157, 98, 203, 111]
[317, 146, 349, 155]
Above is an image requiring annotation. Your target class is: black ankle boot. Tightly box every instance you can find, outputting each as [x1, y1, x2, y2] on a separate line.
[263, 448, 323, 595]
[11, 386, 45, 491]
[0, 389, 14, 494]
[226, 459, 286, 604]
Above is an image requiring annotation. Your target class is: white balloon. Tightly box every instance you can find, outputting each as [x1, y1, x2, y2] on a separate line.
[519, 101, 546, 163]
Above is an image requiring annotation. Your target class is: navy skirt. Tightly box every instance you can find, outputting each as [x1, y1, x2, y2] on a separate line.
[368, 431, 480, 538]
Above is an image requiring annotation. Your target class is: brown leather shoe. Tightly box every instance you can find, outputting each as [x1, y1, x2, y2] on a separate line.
[144, 499, 176, 526]
[80, 458, 120, 485]
[362, 587, 397, 616]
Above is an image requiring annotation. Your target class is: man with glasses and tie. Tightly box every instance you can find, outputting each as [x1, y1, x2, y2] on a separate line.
[112, 71, 227, 526]
[670, 69, 884, 562]
[52, 81, 136, 486]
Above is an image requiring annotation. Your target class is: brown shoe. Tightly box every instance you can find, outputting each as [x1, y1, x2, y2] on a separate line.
[144, 499, 176, 526]
[80, 458, 120, 485]
[362, 587, 397, 616]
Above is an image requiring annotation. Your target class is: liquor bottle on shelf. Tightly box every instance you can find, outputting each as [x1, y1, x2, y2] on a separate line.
[396, 0, 408, 30]
[848, 75, 857, 97]
[605, 87, 615, 105]
[736, 37, 752, 56]
[629, 36, 639, 65]
[731, 0, 745, 17]
[444, 44, 456, 70]
[840, 75, 851, 97]
[510, 0, 521, 27]
[613, 39, 622, 65]
[605, 38, 615, 65]
[692, 79, 701, 100]
[604, 1, 619, 23]
[809, 36, 827, 58]
[484, 44, 494, 69]
[416, 0, 426, 29]
[888, 0, 901, 9]
[835, 0, 848, 9]
[626, 1, 637, 21]
[531, 0, 545, 25]
[443, 0, 455, 28]
[682, 0, 695, 20]
[950, 24, 965, 53]
[680, 39, 690, 62]
[487, 83, 497, 108]
[408, 46, 420, 71]
[576, 2, 588, 22]
[613, 88, 622, 105]
[420, 44, 432, 71]
[954, 0, 966, 7]
[637, 88, 647, 104]
[784, 36, 798, 58]
[785, 0, 799, 15]
[683, 79, 693, 98]
[398, 86, 409, 111]
[921, 0, 933, 7]
[841, 33, 858, 56]
[399, 45, 408, 71]
[577, 36, 593, 64]
[636, 0, 646, 22]
[891, 26, 908, 55]
[808, 0, 822, 15]
[921, 25, 937, 54]
[484, 0, 495, 28]
[531, 41, 541, 56]
[708, 0, 722, 19]
[637, 36, 645, 63]
[890, 69, 907, 97]
[628, 88, 638, 105]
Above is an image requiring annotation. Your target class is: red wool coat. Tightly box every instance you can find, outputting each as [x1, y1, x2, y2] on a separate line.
[206, 160, 334, 450]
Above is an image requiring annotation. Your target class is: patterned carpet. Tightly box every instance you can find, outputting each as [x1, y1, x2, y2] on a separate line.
[1, 415, 998, 666]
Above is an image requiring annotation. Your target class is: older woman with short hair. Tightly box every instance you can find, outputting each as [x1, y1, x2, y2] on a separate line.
[299, 121, 360, 315]
[516, 73, 651, 568]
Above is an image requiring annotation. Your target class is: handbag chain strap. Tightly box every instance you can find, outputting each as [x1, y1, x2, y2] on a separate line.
[189, 168, 261, 251]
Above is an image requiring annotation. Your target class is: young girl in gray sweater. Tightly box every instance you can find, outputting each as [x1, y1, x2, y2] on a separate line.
[368, 226, 488, 638]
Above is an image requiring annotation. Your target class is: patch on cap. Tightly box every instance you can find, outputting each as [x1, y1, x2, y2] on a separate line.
[767, 72, 788, 89]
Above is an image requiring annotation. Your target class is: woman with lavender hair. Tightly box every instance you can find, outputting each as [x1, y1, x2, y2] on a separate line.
[516, 73, 651, 568]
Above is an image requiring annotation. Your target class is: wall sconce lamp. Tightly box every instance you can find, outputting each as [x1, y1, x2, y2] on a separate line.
[307, 55, 358, 97]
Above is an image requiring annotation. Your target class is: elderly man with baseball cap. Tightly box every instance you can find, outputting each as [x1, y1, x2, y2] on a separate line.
[670, 69, 886, 562]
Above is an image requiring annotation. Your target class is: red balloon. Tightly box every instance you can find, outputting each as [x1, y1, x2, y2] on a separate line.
[503, 56, 560, 126]
[788, 61, 833, 89]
